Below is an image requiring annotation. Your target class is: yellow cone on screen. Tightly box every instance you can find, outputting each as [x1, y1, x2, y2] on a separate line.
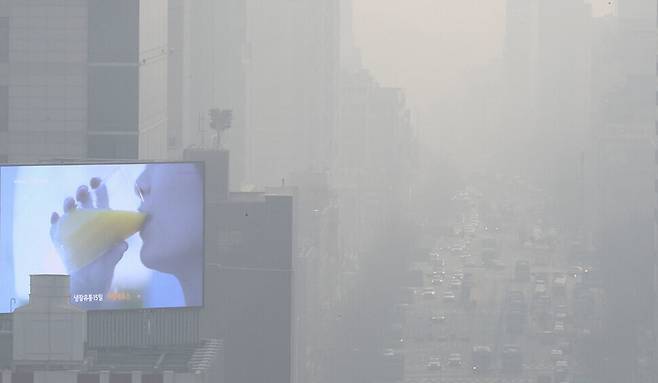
[57, 210, 146, 270]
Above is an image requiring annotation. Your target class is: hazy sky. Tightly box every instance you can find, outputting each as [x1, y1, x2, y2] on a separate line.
[352, 0, 505, 144]
[352, 0, 611, 143]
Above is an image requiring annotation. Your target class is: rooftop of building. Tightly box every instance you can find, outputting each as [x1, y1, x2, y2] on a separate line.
[0, 312, 221, 374]
[89, 338, 222, 374]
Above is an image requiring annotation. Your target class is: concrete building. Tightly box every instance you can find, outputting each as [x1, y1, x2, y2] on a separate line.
[265, 171, 340, 383]
[502, 0, 539, 177]
[0, 275, 220, 383]
[534, 0, 591, 232]
[586, 1, 657, 381]
[185, 148, 294, 383]
[0, 0, 168, 163]
[503, 0, 590, 233]
[168, 0, 340, 193]
[243, 0, 339, 188]
[335, 68, 415, 259]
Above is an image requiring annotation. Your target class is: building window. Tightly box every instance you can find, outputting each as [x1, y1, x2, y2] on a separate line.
[168, 136, 178, 149]
[108, 374, 131, 383]
[11, 372, 34, 383]
[87, 134, 138, 160]
[77, 374, 100, 383]
[88, 1, 138, 63]
[142, 374, 163, 383]
[0, 18, 8, 62]
[88, 66, 138, 132]
[0, 86, 7, 132]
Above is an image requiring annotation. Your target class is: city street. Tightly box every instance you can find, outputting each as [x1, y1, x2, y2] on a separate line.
[397, 186, 591, 383]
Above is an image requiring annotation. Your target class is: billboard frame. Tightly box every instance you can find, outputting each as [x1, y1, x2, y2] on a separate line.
[0, 160, 206, 312]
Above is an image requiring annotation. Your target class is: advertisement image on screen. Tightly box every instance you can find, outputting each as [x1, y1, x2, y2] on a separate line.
[0, 162, 204, 312]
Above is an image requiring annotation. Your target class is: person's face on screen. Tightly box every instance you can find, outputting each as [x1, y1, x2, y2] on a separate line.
[136, 164, 202, 274]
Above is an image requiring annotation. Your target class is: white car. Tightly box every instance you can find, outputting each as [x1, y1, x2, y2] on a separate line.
[427, 356, 442, 370]
[555, 305, 568, 320]
[431, 313, 447, 323]
[452, 272, 465, 280]
[443, 291, 457, 302]
[554, 321, 565, 333]
[422, 288, 437, 298]
[447, 353, 463, 367]
[550, 349, 563, 361]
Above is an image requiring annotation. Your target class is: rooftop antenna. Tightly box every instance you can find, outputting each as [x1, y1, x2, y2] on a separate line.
[209, 108, 233, 149]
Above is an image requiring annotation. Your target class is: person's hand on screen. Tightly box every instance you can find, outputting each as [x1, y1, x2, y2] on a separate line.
[49, 178, 127, 296]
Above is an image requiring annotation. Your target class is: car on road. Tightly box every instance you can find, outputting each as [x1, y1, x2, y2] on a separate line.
[557, 340, 571, 354]
[422, 287, 436, 298]
[553, 274, 567, 296]
[426, 356, 441, 370]
[535, 293, 551, 308]
[431, 277, 443, 286]
[554, 321, 565, 334]
[554, 359, 569, 380]
[534, 272, 549, 284]
[430, 313, 447, 324]
[554, 304, 568, 320]
[569, 265, 583, 278]
[442, 291, 457, 302]
[534, 281, 547, 297]
[432, 269, 446, 278]
[471, 345, 492, 374]
[447, 353, 462, 367]
[452, 272, 464, 280]
[553, 272, 567, 284]
[450, 245, 466, 254]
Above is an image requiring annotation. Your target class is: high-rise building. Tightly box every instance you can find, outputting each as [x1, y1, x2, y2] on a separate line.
[0, 0, 168, 163]
[587, 1, 657, 381]
[534, 0, 591, 231]
[185, 148, 294, 383]
[243, 0, 339, 188]
[502, 0, 538, 176]
[167, 0, 247, 188]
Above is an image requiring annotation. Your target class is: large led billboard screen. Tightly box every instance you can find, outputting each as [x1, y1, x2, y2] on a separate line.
[0, 162, 204, 312]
